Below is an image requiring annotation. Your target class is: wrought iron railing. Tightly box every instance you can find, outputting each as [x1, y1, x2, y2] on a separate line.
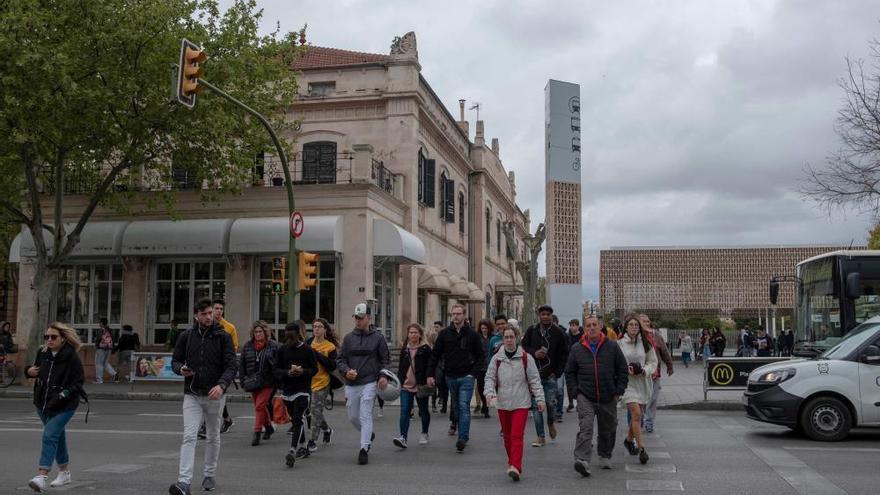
[254, 152, 354, 186]
[371, 158, 400, 196]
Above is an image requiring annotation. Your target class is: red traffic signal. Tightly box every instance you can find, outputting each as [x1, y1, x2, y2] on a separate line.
[176, 39, 207, 108]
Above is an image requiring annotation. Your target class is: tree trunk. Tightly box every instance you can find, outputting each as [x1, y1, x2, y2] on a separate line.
[26, 262, 57, 367]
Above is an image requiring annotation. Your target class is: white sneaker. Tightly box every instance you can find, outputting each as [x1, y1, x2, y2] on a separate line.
[419, 433, 429, 445]
[50, 470, 71, 487]
[376, 409, 384, 418]
[28, 475, 48, 492]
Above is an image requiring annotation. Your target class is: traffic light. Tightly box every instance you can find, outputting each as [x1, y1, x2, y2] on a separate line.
[176, 39, 207, 108]
[271, 257, 287, 295]
[298, 251, 319, 291]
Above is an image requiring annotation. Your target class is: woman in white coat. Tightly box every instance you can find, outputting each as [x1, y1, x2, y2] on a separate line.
[485, 326, 545, 482]
[618, 313, 657, 465]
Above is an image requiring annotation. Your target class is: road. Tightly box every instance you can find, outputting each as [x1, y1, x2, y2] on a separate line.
[1, 398, 878, 494]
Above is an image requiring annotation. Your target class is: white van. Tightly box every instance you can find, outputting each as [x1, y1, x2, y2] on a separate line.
[743, 317, 880, 441]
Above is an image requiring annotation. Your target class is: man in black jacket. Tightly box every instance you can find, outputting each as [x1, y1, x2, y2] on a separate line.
[521, 304, 567, 446]
[169, 299, 237, 495]
[566, 315, 628, 476]
[427, 303, 484, 452]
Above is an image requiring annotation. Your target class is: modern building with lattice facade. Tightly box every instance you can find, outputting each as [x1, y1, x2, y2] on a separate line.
[600, 245, 864, 320]
[544, 80, 583, 325]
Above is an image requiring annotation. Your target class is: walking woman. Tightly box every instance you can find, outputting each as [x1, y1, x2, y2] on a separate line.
[239, 321, 279, 446]
[393, 323, 433, 448]
[619, 314, 657, 465]
[26, 322, 85, 492]
[273, 322, 317, 468]
[474, 319, 494, 418]
[307, 318, 338, 452]
[699, 329, 712, 364]
[711, 327, 727, 357]
[484, 325, 545, 481]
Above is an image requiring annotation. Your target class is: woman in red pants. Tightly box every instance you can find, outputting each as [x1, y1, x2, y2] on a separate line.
[239, 321, 279, 446]
[484, 326, 545, 481]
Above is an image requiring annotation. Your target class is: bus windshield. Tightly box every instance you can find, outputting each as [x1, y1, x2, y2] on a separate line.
[795, 258, 844, 352]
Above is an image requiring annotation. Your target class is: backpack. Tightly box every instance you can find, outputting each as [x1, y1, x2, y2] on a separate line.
[495, 352, 532, 395]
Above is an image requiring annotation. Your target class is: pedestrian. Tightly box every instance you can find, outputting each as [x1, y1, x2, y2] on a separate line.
[212, 299, 238, 434]
[0, 320, 15, 353]
[114, 324, 140, 381]
[166, 320, 181, 352]
[484, 325, 545, 481]
[521, 304, 567, 447]
[93, 318, 117, 384]
[169, 299, 237, 495]
[393, 323, 433, 448]
[336, 303, 391, 465]
[428, 321, 449, 414]
[639, 314, 672, 434]
[307, 318, 338, 452]
[475, 319, 494, 419]
[740, 327, 755, 357]
[564, 319, 583, 413]
[274, 321, 317, 467]
[711, 327, 726, 357]
[26, 322, 86, 492]
[489, 314, 507, 356]
[566, 315, 628, 477]
[677, 331, 692, 368]
[753, 327, 773, 357]
[620, 314, 657, 465]
[427, 303, 485, 452]
[784, 329, 794, 356]
[239, 321, 279, 447]
[699, 329, 711, 363]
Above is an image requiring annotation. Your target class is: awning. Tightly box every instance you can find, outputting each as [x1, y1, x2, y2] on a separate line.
[446, 273, 471, 299]
[373, 218, 426, 265]
[496, 283, 523, 295]
[417, 265, 451, 293]
[121, 219, 232, 256]
[228, 216, 343, 254]
[14, 221, 130, 260]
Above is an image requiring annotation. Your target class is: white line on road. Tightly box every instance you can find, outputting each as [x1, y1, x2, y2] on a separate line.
[0, 427, 180, 435]
[784, 446, 880, 453]
[626, 480, 684, 491]
[136, 413, 183, 417]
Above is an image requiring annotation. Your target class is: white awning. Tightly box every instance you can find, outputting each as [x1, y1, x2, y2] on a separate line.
[14, 221, 130, 260]
[121, 219, 233, 256]
[228, 216, 343, 254]
[372, 219, 426, 265]
[417, 265, 451, 293]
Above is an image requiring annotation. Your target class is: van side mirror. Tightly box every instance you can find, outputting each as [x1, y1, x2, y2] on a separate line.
[769, 279, 780, 306]
[862, 345, 880, 364]
[845, 272, 862, 300]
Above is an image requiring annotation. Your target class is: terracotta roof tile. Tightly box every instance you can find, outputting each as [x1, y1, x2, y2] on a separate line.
[292, 46, 389, 70]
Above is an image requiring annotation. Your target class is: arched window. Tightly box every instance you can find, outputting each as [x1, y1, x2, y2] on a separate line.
[458, 192, 465, 234]
[485, 207, 491, 247]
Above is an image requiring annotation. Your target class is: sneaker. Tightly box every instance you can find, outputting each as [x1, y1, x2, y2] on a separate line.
[168, 482, 191, 495]
[638, 448, 649, 465]
[49, 470, 71, 487]
[531, 437, 546, 447]
[548, 423, 558, 439]
[201, 477, 216, 492]
[295, 446, 310, 459]
[418, 433, 429, 445]
[447, 424, 457, 436]
[455, 439, 466, 452]
[358, 448, 369, 465]
[566, 403, 575, 413]
[371, 432, 375, 443]
[574, 459, 591, 477]
[555, 415, 564, 423]
[507, 466, 521, 482]
[197, 424, 206, 440]
[393, 436, 408, 449]
[623, 438, 638, 455]
[28, 475, 48, 492]
[645, 425, 654, 433]
[220, 419, 233, 433]
[92, 379, 102, 384]
[285, 450, 296, 468]
[113, 373, 120, 383]
[263, 424, 275, 440]
[599, 457, 613, 470]
[251, 432, 261, 446]
[377, 409, 384, 418]
[287, 425, 295, 436]
[307, 440, 317, 453]
[322, 427, 333, 444]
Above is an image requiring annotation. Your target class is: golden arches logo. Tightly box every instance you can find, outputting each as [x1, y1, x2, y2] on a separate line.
[711, 364, 735, 386]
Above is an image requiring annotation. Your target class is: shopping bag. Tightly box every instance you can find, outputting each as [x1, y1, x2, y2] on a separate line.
[273, 396, 290, 425]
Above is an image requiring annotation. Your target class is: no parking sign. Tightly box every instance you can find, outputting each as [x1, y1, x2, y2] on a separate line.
[290, 211, 304, 238]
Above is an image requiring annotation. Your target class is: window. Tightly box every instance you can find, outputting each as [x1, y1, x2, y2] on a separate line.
[496, 218, 502, 255]
[374, 265, 395, 342]
[440, 172, 455, 223]
[252, 152, 265, 184]
[301, 141, 337, 184]
[56, 264, 123, 344]
[258, 258, 336, 333]
[417, 290, 426, 328]
[418, 150, 435, 207]
[485, 208, 491, 247]
[458, 192, 465, 234]
[308, 81, 335, 97]
[440, 296, 449, 326]
[485, 291, 492, 317]
[153, 262, 225, 344]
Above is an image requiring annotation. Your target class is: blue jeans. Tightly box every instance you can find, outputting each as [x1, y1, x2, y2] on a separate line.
[555, 375, 565, 416]
[531, 377, 557, 438]
[37, 408, 75, 470]
[445, 375, 475, 442]
[399, 390, 430, 440]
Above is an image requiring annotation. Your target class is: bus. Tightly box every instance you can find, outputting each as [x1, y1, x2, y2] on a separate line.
[782, 250, 880, 356]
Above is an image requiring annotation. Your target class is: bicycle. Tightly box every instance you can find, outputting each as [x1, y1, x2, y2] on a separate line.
[0, 350, 17, 388]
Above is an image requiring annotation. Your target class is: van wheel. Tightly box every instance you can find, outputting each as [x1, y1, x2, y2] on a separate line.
[800, 396, 851, 442]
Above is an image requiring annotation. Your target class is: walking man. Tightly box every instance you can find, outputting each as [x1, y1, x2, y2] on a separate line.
[639, 314, 673, 434]
[566, 315, 628, 476]
[169, 299, 237, 495]
[565, 319, 583, 412]
[336, 303, 390, 465]
[521, 305, 567, 447]
[428, 303, 485, 452]
[212, 300, 238, 434]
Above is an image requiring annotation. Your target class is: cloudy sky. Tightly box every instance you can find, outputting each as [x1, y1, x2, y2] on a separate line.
[233, 0, 876, 300]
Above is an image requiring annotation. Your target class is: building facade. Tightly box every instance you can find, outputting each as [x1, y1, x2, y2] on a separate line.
[9, 32, 529, 351]
[600, 245, 863, 321]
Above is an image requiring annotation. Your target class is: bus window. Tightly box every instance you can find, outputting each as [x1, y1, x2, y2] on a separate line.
[854, 278, 880, 325]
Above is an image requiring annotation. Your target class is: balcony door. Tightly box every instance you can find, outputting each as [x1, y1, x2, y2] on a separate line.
[302, 141, 337, 184]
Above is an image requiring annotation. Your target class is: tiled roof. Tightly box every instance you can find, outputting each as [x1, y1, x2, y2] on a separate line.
[292, 46, 389, 70]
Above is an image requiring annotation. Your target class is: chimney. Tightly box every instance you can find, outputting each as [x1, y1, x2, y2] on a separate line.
[491, 138, 499, 156]
[457, 99, 469, 137]
[475, 120, 485, 145]
[459, 99, 465, 122]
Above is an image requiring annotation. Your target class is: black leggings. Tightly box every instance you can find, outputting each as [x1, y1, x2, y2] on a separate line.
[284, 396, 310, 449]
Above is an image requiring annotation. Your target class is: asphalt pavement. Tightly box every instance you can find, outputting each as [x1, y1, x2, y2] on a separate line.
[1, 397, 878, 494]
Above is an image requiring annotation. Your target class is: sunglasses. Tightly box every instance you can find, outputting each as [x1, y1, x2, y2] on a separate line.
[43, 334, 61, 341]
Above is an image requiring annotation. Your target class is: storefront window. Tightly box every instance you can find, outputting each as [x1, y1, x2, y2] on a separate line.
[258, 257, 335, 333]
[153, 261, 226, 344]
[374, 264, 395, 342]
[56, 264, 123, 344]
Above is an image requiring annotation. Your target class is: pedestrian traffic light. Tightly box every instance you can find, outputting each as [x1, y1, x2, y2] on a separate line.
[298, 252, 319, 291]
[271, 257, 287, 295]
[176, 39, 207, 108]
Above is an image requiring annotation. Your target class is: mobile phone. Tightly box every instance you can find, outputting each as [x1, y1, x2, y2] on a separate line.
[181, 364, 191, 372]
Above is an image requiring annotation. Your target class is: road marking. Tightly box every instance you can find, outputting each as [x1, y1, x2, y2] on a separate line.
[641, 439, 667, 448]
[784, 446, 880, 453]
[625, 464, 677, 473]
[85, 463, 149, 474]
[16, 480, 96, 491]
[136, 413, 182, 417]
[0, 427, 180, 435]
[141, 450, 179, 459]
[647, 451, 672, 459]
[626, 480, 684, 491]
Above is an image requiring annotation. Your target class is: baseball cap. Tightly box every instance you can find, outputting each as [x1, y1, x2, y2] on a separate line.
[353, 303, 371, 318]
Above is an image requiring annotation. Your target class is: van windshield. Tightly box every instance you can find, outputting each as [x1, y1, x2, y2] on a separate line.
[821, 322, 880, 360]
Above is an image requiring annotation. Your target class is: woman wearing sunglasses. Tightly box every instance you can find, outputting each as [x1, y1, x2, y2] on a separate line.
[25, 322, 85, 492]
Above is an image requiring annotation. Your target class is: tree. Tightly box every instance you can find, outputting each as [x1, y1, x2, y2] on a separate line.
[869, 221, 880, 249]
[0, 0, 303, 363]
[802, 40, 880, 214]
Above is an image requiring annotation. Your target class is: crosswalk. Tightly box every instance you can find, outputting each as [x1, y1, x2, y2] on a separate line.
[620, 433, 685, 491]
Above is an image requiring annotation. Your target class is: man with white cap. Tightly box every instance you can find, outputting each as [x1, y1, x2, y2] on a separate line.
[336, 303, 390, 465]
